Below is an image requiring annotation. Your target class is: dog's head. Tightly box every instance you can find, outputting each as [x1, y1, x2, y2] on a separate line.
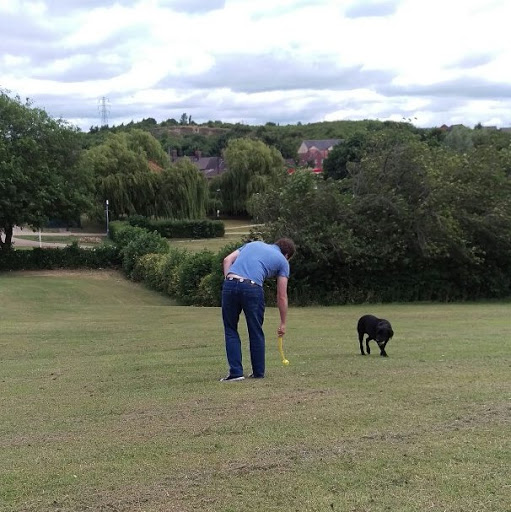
[376, 321, 394, 343]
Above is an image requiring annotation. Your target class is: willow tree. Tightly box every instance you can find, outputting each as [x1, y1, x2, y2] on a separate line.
[81, 130, 169, 219]
[124, 128, 169, 167]
[156, 158, 208, 219]
[217, 138, 286, 215]
[82, 130, 208, 220]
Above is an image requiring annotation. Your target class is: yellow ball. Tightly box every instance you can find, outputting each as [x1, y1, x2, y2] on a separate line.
[282, 359, 290, 366]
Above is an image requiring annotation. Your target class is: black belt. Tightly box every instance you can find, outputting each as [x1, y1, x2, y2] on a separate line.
[226, 276, 260, 286]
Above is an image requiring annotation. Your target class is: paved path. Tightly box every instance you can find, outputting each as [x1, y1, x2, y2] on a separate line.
[12, 227, 104, 237]
[11, 226, 106, 248]
[12, 237, 69, 248]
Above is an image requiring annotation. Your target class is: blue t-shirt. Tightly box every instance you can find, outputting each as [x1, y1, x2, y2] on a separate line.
[228, 241, 289, 286]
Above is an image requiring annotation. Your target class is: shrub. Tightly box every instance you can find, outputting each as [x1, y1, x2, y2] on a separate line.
[108, 220, 128, 241]
[196, 273, 221, 307]
[125, 216, 224, 239]
[126, 215, 151, 230]
[107, 221, 169, 278]
[175, 250, 215, 305]
[121, 229, 169, 277]
[160, 247, 190, 296]
[111, 224, 146, 248]
[0, 242, 120, 271]
[131, 253, 167, 291]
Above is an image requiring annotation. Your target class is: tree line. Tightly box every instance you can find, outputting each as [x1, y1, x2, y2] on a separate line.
[249, 128, 511, 302]
[2, 89, 511, 304]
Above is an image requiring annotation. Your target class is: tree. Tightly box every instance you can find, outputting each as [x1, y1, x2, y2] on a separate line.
[444, 125, 474, 152]
[156, 158, 208, 219]
[218, 138, 286, 215]
[123, 128, 169, 167]
[322, 132, 366, 180]
[250, 131, 511, 303]
[0, 91, 93, 251]
[80, 130, 161, 219]
[81, 129, 208, 220]
[247, 169, 355, 301]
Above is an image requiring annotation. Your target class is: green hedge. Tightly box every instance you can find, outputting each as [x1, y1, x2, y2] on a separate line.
[0, 243, 121, 271]
[109, 222, 241, 306]
[131, 253, 168, 292]
[127, 216, 225, 239]
[108, 220, 129, 241]
[175, 250, 215, 305]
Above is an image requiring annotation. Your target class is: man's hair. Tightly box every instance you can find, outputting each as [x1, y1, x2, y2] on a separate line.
[275, 238, 296, 259]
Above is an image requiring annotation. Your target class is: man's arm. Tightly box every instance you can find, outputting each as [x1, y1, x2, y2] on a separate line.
[276, 275, 288, 336]
[223, 249, 240, 277]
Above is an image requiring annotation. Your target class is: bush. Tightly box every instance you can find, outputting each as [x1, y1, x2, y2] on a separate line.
[175, 250, 215, 305]
[198, 241, 242, 307]
[126, 216, 224, 239]
[0, 242, 121, 271]
[131, 253, 167, 291]
[196, 273, 221, 307]
[108, 220, 128, 241]
[110, 224, 145, 248]
[106, 221, 170, 278]
[126, 215, 151, 230]
[121, 229, 169, 277]
[160, 247, 190, 296]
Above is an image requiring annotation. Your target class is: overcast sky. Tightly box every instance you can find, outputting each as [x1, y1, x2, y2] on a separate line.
[2, 0, 511, 131]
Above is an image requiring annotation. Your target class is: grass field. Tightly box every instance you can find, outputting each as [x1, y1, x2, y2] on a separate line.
[168, 219, 256, 253]
[0, 271, 510, 512]
[171, 234, 244, 253]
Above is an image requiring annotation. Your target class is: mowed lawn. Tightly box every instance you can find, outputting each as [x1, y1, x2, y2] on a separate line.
[171, 219, 257, 253]
[0, 271, 510, 512]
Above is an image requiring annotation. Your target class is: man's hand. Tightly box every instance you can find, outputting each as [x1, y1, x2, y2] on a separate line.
[277, 324, 286, 337]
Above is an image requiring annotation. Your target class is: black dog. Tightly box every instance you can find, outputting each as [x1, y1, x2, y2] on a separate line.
[357, 315, 394, 357]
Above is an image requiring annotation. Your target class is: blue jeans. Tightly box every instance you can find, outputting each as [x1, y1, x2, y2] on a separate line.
[222, 279, 265, 377]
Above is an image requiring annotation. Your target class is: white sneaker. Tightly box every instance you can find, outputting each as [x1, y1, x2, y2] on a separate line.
[219, 375, 245, 382]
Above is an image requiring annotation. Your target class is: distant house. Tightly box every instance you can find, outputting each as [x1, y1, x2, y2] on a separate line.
[297, 139, 342, 169]
[169, 150, 226, 179]
[439, 124, 466, 132]
[196, 156, 225, 179]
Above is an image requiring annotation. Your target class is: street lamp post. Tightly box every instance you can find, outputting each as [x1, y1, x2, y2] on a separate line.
[105, 199, 109, 236]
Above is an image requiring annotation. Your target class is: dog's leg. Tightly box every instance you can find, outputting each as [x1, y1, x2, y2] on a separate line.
[358, 332, 365, 355]
[365, 337, 371, 355]
[379, 341, 388, 357]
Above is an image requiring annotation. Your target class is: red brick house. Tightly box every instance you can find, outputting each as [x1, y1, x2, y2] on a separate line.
[297, 139, 342, 169]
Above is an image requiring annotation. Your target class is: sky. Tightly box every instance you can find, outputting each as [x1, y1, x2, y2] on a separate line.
[2, 0, 511, 132]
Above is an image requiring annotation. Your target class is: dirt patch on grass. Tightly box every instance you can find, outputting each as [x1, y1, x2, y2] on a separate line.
[19, 485, 191, 512]
[361, 402, 511, 443]
[443, 402, 511, 430]
[8, 269, 120, 279]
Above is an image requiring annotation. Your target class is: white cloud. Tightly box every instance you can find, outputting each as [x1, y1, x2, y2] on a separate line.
[1, 0, 511, 130]
[2, 54, 31, 68]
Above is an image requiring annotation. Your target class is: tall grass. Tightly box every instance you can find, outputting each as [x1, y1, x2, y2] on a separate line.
[0, 270, 509, 512]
